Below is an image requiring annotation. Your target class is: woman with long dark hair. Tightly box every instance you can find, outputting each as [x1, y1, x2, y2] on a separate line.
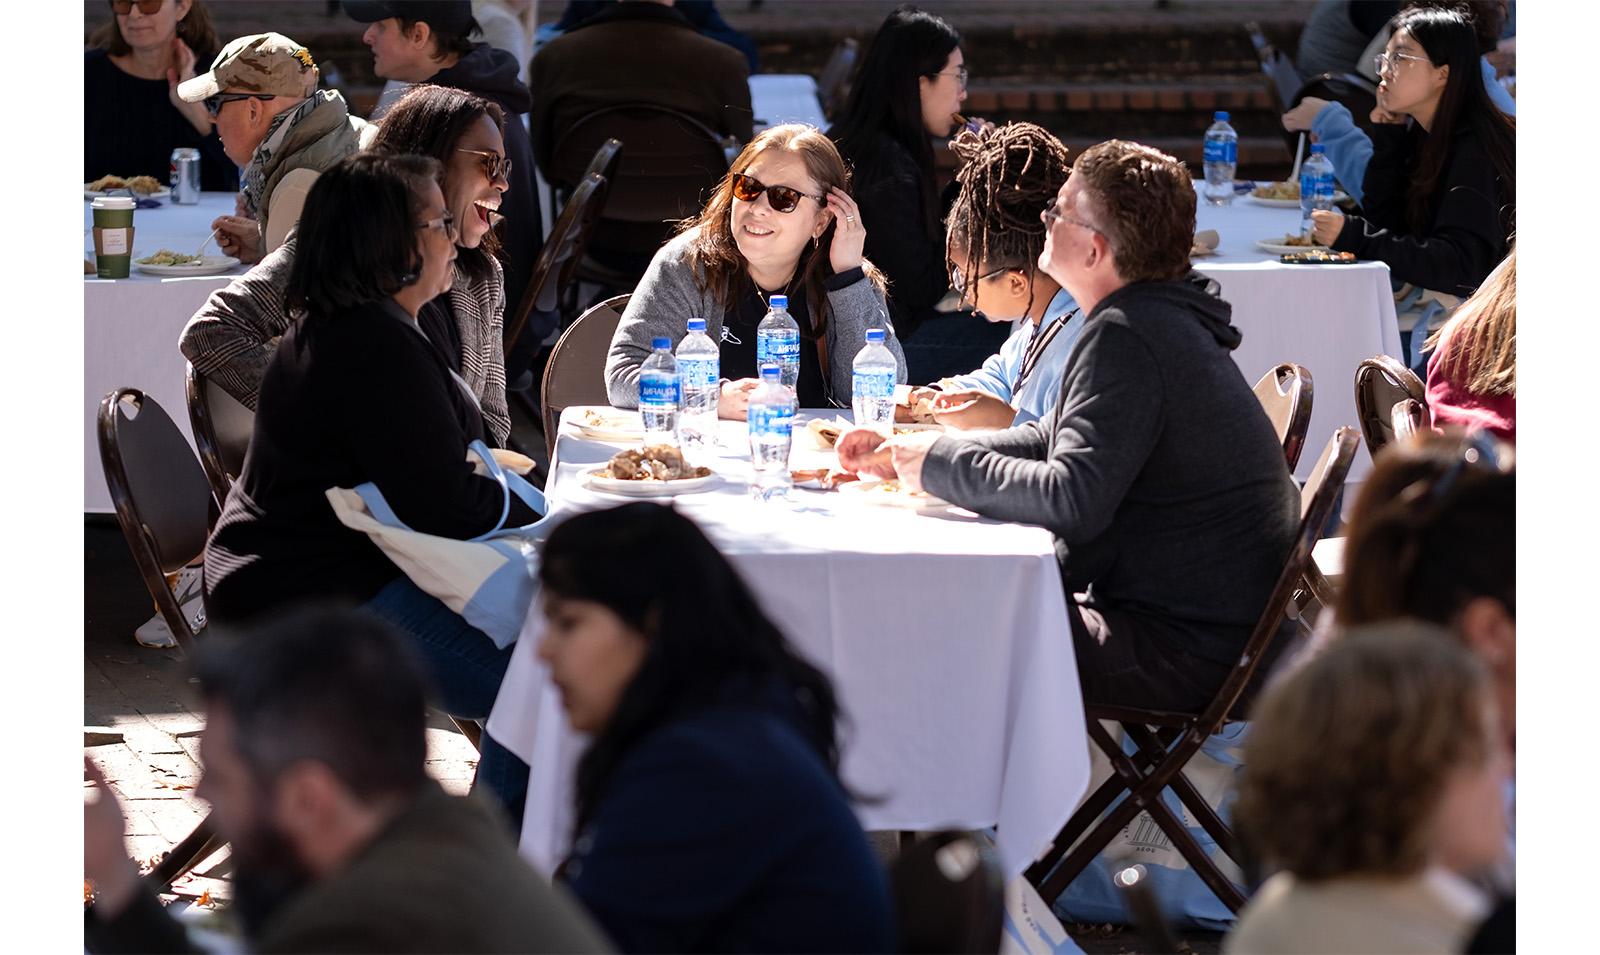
[86, 0, 237, 191]
[828, 5, 1005, 383]
[536, 503, 894, 953]
[1309, 6, 1515, 366]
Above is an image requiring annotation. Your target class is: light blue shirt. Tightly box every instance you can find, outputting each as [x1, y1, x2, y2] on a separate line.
[939, 287, 1083, 426]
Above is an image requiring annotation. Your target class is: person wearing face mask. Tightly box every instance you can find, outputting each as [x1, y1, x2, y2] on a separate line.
[202, 153, 537, 820]
[605, 124, 905, 414]
[85, 0, 237, 192]
[83, 607, 613, 954]
[176, 33, 368, 265]
[180, 85, 515, 448]
[902, 123, 1082, 431]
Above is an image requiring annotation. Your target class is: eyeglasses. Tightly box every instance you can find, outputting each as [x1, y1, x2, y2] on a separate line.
[204, 93, 278, 117]
[417, 212, 458, 242]
[730, 173, 824, 214]
[110, 0, 165, 14]
[1373, 50, 1430, 76]
[951, 265, 1013, 296]
[926, 66, 970, 91]
[457, 148, 512, 184]
[1040, 200, 1104, 237]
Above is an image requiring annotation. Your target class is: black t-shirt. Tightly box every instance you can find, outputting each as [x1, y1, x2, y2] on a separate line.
[84, 49, 239, 192]
[720, 275, 829, 408]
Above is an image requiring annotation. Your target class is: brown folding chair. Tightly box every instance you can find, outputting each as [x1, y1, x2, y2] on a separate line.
[890, 831, 1005, 954]
[184, 364, 254, 507]
[539, 294, 630, 460]
[1024, 427, 1360, 913]
[1354, 355, 1427, 456]
[817, 37, 860, 121]
[1251, 363, 1314, 471]
[504, 173, 611, 360]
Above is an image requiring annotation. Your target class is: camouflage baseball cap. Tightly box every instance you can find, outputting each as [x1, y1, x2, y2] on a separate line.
[177, 33, 319, 102]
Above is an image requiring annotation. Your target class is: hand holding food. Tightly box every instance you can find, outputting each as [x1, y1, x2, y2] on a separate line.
[882, 430, 944, 494]
[718, 378, 760, 420]
[1310, 209, 1345, 247]
[212, 215, 264, 264]
[931, 390, 1017, 430]
[835, 427, 896, 480]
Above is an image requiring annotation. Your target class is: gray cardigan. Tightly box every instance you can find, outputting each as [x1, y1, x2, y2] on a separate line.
[604, 230, 907, 408]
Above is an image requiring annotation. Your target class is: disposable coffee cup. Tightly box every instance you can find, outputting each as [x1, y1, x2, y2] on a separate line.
[91, 196, 136, 279]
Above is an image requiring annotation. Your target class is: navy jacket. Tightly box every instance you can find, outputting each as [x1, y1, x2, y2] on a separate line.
[561, 685, 896, 953]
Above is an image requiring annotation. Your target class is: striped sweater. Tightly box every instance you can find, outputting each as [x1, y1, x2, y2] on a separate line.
[177, 238, 512, 446]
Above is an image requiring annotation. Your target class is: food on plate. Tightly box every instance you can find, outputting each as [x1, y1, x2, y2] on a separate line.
[599, 445, 711, 481]
[790, 468, 862, 489]
[1281, 250, 1357, 264]
[126, 175, 162, 194]
[87, 175, 127, 192]
[808, 417, 936, 449]
[1252, 181, 1299, 200]
[136, 249, 203, 266]
[88, 174, 164, 194]
[1271, 232, 1318, 248]
[582, 408, 640, 431]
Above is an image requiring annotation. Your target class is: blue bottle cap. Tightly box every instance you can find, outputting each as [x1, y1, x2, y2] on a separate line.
[651, 337, 670, 350]
[686, 318, 706, 332]
[1214, 111, 1229, 122]
[1310, 143, 1326, 154]
[759, 363, 781, 382]
[769, 294, 787, 309]
[865, 328, 886, 343]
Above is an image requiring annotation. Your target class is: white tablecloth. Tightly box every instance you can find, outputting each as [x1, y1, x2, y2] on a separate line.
[487, 407, 1091, 880]
[750, 74, 827, 130]
[84, 192, 242, 512]
[1192, 184, 1403, 482]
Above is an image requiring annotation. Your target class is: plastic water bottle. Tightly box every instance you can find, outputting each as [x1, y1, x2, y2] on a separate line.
[1298, 143, 1336, 239]
[746, 363, 795, 502]
[676, 318, 720, 452]
[851, 328, 896, 428]
[638, 337, 680, 445]
[755, 293, 801, 390]
[1202, 111, 1238, 205]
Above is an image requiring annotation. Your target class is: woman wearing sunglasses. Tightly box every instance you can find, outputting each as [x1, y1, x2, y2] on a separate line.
[181, 85, 516, 449]
[606, 123, 904, 415]
[86, 0, 237, 192]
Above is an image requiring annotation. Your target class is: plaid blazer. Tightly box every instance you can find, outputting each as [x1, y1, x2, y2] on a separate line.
[178, 238, 511, 446]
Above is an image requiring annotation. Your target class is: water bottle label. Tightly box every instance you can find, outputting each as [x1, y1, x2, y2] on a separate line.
[1203, 139, 1236, 165]
[639, 372, 680, 407]
[757, 331, 801, 366]
[679, 358, 720, 389]
[748, 404, 794, 437]
[852, 369, 895, 399]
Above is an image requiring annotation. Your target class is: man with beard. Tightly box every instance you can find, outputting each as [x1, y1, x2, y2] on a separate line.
[83, 607, 611, 953]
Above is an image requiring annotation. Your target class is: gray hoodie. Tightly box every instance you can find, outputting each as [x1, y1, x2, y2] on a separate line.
[605, 229, 907, 408]
[922, 272, 1300, 664]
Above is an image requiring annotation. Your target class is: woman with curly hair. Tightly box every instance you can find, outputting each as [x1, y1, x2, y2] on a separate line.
[1227, 623, 1510, 954]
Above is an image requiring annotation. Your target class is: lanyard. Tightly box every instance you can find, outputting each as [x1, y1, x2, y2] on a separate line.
[1012, 308, 1078, 397]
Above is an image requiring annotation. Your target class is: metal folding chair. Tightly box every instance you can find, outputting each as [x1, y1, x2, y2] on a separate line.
[184, 364, 254, 508]
[1251, 363, 1314, 470]
[1354, 355, 1427, 456]
[539, 294, 630, 460]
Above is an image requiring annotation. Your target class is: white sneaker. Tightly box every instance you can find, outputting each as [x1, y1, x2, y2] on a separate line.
[133, 567, 206, 649]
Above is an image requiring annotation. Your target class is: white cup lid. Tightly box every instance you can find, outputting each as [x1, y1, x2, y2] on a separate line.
[91, 197, 136, 210]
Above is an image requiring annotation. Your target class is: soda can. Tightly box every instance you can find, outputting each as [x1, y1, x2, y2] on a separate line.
[170, 148, 201, 204]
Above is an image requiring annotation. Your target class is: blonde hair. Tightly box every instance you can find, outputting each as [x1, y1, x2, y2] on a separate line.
[1235, 622, 1494, 881]
[1427, 245, 1515, 395]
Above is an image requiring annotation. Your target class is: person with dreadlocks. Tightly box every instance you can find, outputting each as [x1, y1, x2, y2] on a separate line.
[903, 122, 1084, 430]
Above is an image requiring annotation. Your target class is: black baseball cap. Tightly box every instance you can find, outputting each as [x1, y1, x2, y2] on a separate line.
[343, 1, 475, 35]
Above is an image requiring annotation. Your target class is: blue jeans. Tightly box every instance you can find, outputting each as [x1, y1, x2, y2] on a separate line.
[363, 577, 530, 830]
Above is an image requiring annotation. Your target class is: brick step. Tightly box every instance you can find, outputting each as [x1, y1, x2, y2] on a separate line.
[963, 80, 1276, 118]
[934, 134, 1293, 183]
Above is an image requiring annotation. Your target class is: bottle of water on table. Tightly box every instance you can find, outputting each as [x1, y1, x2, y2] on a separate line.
[747, 363, 795, 502]
[1299, 143, 1336, 240]
[851, 328, 896, 428]
[638, 337, 680, 446]
[676, 317, 720, 452]
[1202, 111, 1237, 206]
[756, 293, 801, 390]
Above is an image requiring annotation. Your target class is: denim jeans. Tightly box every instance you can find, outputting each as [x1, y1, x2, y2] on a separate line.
[363, 576, 530, 829]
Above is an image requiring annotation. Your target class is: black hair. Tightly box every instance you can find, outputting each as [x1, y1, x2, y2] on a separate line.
[284, 152, 442, 319]
[537, 504, 848, 834]
[371, 83, 507, 283]
[827, 4, 962, 237]
[194, 606, 430, 800]
[1391, 6, 1515, 236]
[400, 13, 482, 61]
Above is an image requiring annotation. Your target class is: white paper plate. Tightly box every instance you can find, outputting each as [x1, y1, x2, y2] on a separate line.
[1246, 191, 1350, 208]
[570, 408, 645, 442]
[86, 184, 171, 200]
[836, 479, 949, 511]
[581, 466, 717, 497]
[1255, 239, 1331, 256]
[133, 254, 240, 276]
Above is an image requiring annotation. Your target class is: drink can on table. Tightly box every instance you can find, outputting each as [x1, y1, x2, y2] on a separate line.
[170, 147, 201, 204]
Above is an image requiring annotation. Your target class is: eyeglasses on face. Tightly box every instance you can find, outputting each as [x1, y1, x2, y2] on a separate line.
[1374, 50, 1430, 76]
[111, 0, 166, 14]
[731, 173, 825, 214]
[1040, 200, 1104, 237]
[926, 66, 970, 91]
[456, 148, 512, 183]
[417, 212, 458, 242]
[951, 264, 1013, 296]
[204, 93, 278, 118]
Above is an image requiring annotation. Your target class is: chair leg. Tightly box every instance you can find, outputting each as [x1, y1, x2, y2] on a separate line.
[146, 814, 224, 891]
[1024, 770, 1128, 886]
[1123, 724, 1239, 857]
[1036, 776, 1153, 901]
[1134, 794, 1248, 913]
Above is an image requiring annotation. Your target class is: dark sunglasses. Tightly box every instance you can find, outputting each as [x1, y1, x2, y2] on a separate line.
[111, 0, 165, 13]
[457, 148, 512, 183]
[731, 173, 824, 214]
[204, 93, 278, 118]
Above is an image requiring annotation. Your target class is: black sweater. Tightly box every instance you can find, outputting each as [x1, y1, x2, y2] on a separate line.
[1332, 121, 1512, 296]
[836, 133, 949, 340]
[204, 299, 537, 624]
[84, 49, 238, 193]
[921, 273, 1301, 665]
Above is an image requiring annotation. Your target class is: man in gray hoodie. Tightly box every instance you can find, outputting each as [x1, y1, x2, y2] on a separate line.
[840, 140, 1301, 712]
